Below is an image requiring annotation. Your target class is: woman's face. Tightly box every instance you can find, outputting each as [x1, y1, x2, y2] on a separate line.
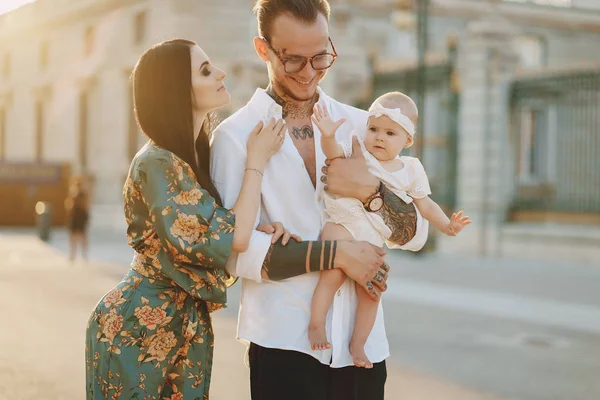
[189, 45, 230, 112]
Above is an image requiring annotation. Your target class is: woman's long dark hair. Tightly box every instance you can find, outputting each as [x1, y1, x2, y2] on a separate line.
[132, 39, 222, 205]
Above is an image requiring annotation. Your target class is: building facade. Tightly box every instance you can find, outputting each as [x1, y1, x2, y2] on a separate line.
[1, 0, 598, 263]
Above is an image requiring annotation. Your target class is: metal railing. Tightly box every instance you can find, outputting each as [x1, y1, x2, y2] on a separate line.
[509, 68, 600, 215]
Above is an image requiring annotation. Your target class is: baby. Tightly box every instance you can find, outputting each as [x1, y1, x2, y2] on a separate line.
[310, 91, 471, 368]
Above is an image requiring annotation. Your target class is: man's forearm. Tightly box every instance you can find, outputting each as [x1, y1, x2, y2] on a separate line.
[376, 184, 418, 246]
[261, 240, 336, 281]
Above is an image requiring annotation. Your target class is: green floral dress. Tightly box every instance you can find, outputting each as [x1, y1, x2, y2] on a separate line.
[85, 142, 235, 400]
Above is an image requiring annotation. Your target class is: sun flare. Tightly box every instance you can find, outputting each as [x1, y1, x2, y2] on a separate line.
[0, 0, 36, 16]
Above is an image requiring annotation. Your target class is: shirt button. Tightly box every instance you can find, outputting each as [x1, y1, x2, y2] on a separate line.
[337, 290, 341, 297]
[318, 196, 323, 202]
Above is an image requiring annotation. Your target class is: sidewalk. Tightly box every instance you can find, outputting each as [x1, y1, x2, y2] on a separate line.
[0, 233, 505, 400]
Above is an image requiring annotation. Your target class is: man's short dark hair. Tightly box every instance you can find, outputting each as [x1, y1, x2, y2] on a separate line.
[253, 0, 331, 40]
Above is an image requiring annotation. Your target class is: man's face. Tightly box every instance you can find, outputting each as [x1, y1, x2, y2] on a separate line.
[265, 13, 331, 102]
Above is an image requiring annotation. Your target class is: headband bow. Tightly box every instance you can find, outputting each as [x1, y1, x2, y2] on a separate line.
[367, 103, 415, 137]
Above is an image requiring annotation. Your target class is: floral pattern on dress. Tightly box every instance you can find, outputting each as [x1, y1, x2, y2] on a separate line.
[85, 142, 236, 399]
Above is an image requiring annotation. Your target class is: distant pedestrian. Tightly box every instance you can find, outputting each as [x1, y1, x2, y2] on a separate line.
[65, 176, 90, 262]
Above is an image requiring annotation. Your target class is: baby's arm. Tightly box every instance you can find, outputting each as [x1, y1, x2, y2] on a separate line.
[321, 135, 346, 159]
[312, 104, 346, 159]
[413, 197, 471, 236]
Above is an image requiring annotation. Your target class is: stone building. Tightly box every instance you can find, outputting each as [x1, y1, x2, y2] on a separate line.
[1, 0, 598, 263]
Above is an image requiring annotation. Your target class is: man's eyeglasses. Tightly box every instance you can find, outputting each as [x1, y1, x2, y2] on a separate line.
[260, 36, 338, 74]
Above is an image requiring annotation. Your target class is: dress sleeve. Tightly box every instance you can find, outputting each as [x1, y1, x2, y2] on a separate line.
[406, 158, 432, 200]
[339, 138, 353, 159]
[135, 152, 236, 303]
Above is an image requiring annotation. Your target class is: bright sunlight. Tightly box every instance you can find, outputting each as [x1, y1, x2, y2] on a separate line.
[0, 0, 36, 15]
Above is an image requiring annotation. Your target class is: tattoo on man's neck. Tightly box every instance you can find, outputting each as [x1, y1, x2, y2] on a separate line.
[291, 125, 314, 140]
[266, 84, 317, 119]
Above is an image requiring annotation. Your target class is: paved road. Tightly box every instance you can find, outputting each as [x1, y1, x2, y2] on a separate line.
[5, 227, 600, 399]
[382, 256, 600, 400]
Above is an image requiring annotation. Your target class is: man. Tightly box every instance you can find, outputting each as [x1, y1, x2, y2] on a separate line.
[211, 1, 427, 399]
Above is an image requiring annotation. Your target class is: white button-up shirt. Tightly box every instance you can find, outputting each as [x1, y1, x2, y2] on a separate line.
[210, 88, 427, 368]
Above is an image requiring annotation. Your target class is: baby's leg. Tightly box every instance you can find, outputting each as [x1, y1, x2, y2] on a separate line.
[309, 222, 354, 350]
[350, 285, 380, 368]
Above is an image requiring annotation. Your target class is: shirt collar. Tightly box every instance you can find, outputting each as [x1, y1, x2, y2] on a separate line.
[248, 86, 331, 118]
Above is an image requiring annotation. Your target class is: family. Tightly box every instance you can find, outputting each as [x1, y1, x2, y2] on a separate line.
[85, 0, 471, 399]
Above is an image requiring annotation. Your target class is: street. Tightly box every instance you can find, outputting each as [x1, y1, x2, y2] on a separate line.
[2, 227, 600, 399]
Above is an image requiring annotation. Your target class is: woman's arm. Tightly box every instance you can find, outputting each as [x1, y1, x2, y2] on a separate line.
[230, 168, 264, 253]
[229, 119, 287, 252]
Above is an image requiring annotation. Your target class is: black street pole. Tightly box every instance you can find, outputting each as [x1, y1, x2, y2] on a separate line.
[416, 0, 429, 162]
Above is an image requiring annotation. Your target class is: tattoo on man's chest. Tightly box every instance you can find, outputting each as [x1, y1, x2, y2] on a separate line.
[290, 125, 314, 140]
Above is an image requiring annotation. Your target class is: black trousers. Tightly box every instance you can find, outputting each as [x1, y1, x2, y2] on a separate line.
[249, 343, 387, 400]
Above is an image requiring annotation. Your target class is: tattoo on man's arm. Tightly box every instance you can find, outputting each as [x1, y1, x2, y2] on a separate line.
[378, 184, 417, 245]
[261, 241, 337, 281]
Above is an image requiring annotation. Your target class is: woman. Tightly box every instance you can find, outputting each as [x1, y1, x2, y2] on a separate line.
[85, 39, 288, 399]
[65, 177, 90, 262]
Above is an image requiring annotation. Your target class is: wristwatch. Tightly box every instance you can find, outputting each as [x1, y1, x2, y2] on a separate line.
[363, 181, 384, 212]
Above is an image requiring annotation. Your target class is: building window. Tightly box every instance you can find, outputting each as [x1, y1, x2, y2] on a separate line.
[2, 53, 9, 78]
[40, 41, 49, 69]
[84, 26, 95, 57]
[515, 35, 547, 69]
[79, 91, 89, 169]
[517, 108, 551, 183]
[134, 11, 147, 45]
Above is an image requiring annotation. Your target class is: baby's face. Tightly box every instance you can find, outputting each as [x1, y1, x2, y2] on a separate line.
[364, 115, 412, 161]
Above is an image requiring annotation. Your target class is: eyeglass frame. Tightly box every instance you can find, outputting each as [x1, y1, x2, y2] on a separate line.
[260, 36, 338, 73]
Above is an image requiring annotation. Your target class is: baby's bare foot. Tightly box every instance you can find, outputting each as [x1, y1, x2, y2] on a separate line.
[309, 323, 331, 351]
[350, 340, 373, 369]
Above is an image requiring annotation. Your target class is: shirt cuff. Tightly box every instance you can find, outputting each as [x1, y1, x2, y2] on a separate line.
[225, 230, 273, 282]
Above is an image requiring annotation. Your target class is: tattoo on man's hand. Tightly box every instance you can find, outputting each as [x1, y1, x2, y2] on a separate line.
[381, 262, 390, 273]
[366, 281, 378, 297]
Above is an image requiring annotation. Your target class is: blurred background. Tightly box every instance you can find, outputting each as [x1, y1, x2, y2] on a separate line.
[0, 0, 599, 399]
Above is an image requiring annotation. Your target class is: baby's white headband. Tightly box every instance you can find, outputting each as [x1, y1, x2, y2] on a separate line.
[367, 103, 416, 137]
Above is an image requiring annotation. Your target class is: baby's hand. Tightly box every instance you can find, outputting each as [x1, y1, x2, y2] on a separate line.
[311, 104, 346, 138]
[443, 211, 471, 236]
